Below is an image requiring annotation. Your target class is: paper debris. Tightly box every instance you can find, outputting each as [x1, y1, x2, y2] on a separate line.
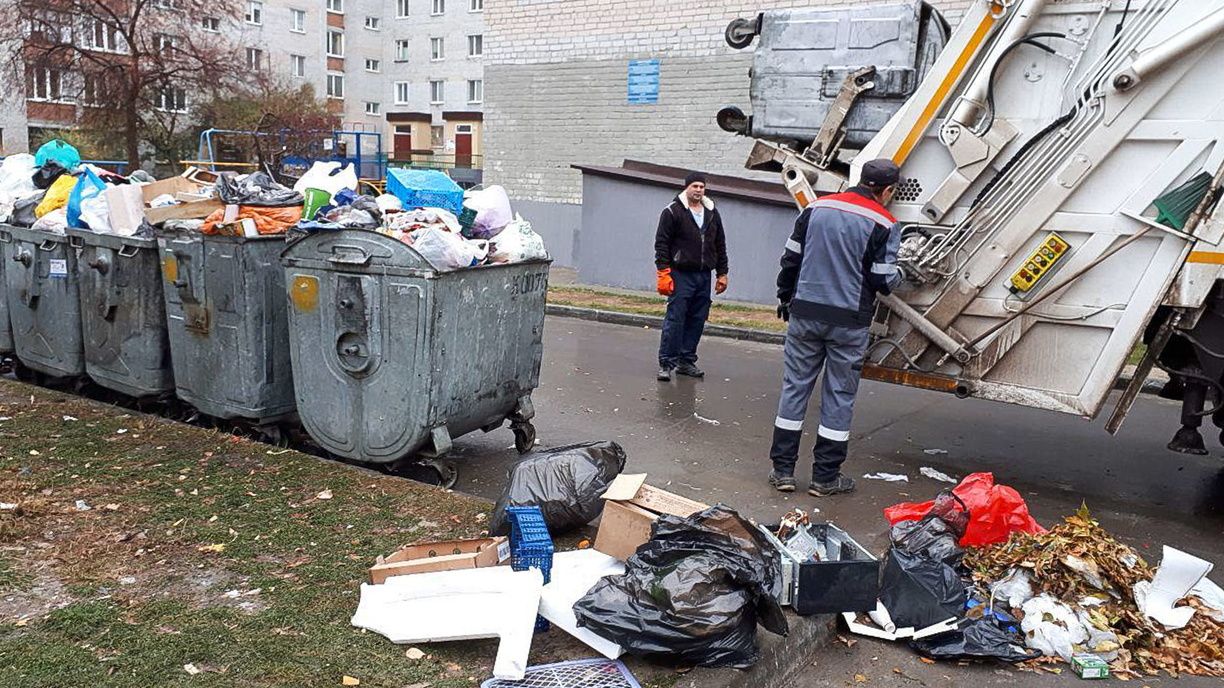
[919, 467, 957, 484]
[342, 677, 360, 686]
[62, 415, 78, 422]
[693, 413, 721, 426]
[184, 664, 201, 675]
[864, 472, 909, 482]
[405, 647, 426, 660]
[75, 500, 91, 511]
[317, 489, 333, 500]
[923, 448, 948, 455]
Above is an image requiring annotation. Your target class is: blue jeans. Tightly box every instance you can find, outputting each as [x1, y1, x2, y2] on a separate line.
[658, 269, 712, 368]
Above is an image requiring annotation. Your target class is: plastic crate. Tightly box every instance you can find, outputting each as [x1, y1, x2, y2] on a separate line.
[506, 506, 554, 632]
[386, 168, 465, 214]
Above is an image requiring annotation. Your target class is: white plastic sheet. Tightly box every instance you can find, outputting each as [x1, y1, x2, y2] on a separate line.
[292, 161, 359, 195]
[538, 549, 625, 659]
[350, 566, 543, 680]
[1134, 545, 1214, 629]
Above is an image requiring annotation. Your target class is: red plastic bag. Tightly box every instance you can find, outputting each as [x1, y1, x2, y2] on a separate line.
[884, 472, 1044, 547]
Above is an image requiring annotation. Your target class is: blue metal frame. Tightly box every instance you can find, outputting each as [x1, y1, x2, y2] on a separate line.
[196, 128, 385, 180]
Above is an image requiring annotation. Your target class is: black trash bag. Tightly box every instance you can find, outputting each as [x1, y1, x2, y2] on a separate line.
[890, 492, 969, 566]
[215, 171, 303, 207]
[488, 441, 627, 535]
[910, 607, 1040, 663]
[879, 548, 967, 630]
[10, 191, 45, 227]
[32, 161, 66, 190]
[573, 505, 788, 669]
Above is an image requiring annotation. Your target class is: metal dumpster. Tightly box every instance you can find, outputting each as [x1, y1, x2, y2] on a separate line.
[280, 230, 549, 463]
[2, 224, 85, 378]
[157, 227, 295, 424]
[68, 229, 173, 398]
[0, 228, 14, 356]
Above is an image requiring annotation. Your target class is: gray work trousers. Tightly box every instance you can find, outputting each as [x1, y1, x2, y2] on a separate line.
[769, 316, 870, 482]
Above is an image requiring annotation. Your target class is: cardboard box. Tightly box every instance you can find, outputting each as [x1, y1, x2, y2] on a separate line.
[1071, 654, 1110, 680]
[104, 184, 145, 236]
[593, 474, 708, 561]
[368, 536, 510, 584]
[140, 175, 200, 204]
[212, 218, 259, 238]
[143, 198, 224, 225]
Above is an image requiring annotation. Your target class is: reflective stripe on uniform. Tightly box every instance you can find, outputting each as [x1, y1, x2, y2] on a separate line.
[812, 198, 895, 228]
[871, 263, 899, 275]
[785, 238, 802, 254]
[817, 425, 850, 441]
[774, 416, 803, 431]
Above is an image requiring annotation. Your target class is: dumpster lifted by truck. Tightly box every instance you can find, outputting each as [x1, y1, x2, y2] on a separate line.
[720, 0, 1224, 454]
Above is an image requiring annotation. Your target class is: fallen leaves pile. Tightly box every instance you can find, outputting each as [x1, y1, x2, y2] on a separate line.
[965, 506, 1224, 678]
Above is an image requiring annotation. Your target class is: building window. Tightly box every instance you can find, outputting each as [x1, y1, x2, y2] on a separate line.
[430, 37, 444, 61]
[430, 125, 443, 148]
[326, 72, 344, 98]
[364, 16, 380, 30]
[27, 67, 67, 102]
[365, 101, 380, 116]
[431, 0, 444, 15]
[89, 19, 123, 52]
[326, 0, 343, 13]
[394, 81, 410, 105]
[467, 34, 482, 57]
[429, 80, 444, 104]
[327, 30, 344, 57]
[157, 86, 187, 113]
[396, 0, 409, 17]
[364, 58, 380, 73]
[155, 33, 177, 54]
[290, 54, 305, 77]
[395, 39, 410, 62]
[467, 79, 482, 104]
[469, 0, 482, 11]
[153, 0, 176, 8]
[290, 9, 305, 33]
[246, 47, 264, 71]
[202, 16, 220, 32]
[245, 0, 262, 25]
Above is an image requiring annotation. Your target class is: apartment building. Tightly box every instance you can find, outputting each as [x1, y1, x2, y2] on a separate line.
[2, 1, 485, 169]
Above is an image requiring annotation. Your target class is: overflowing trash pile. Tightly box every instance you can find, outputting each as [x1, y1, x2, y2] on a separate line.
[0, 141, 547, 271]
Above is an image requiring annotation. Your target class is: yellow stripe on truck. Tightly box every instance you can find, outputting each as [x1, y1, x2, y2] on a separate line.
[1187, 251, 1224, 265]
[892, 8, 1000, 165]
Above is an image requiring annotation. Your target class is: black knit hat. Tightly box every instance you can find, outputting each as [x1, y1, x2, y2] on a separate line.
[684, 171, 708, 188]
[860, 159, 901, 189]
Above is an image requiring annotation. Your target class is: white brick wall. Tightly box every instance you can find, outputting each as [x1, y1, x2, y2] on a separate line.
[485, 0, 974, 203]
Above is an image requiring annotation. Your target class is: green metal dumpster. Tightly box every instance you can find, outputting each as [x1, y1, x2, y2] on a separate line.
[280, 230, 548, 464]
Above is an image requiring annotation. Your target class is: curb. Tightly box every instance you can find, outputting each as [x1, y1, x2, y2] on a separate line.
[672, 613, 835, 688]
[545, 304, 1164, 395]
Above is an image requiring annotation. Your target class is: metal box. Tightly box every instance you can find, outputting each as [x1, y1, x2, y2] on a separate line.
[746, 1, 948, 149]
[280, 230, 549, 463]
[760, 522, 880, 616]
[2, 224, 85, 378]
[68, 230, 173, 398]
[157, 228, 295, 424]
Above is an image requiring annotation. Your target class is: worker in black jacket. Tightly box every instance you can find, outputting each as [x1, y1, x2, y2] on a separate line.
[654, 172, 729, 381]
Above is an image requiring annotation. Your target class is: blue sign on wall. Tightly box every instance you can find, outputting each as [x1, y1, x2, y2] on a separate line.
[628, 59, 660, 105]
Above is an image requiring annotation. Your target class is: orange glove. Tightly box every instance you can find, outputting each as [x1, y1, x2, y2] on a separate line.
[657, 268, 674, 296]
[715, 274, 728, 295]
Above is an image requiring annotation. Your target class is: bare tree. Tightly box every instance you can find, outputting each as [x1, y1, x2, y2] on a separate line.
[0, 0, 246, 168]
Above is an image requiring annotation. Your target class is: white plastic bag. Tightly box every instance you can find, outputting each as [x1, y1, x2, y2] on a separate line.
[489, 216, 547, 263]
[31, 208, 68, 233]
[464, 185, 513, 239]
[0, 154, 37, 199]
[79, 192, 112, 233]
[1020, 594, 1086, 661]
[410, 226, 488, 271]
[293, 161, 359, 195]
[375, 193, 402, 214]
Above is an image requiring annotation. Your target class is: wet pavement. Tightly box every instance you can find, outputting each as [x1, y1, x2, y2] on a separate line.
[452, 315, 1224, 685]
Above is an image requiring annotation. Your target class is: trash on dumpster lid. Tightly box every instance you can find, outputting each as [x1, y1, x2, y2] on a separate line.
[368, 536, 510, 584]
[592, 474, 708, 561]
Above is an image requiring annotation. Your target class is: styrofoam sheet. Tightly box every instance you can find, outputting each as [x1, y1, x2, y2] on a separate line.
[538, 549, 626, 659]
[351, 566, 543, 680]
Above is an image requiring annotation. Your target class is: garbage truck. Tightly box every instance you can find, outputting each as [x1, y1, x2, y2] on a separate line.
[718, 0, 1224, 454]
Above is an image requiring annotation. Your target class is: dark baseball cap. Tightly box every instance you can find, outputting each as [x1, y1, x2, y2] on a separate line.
[860, 159, 900, 188]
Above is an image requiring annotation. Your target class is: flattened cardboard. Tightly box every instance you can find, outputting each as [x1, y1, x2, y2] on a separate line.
[369, 536, 509, 584]
[140, 176, 199, 203]
[104, 184, 145, 236]
[144, 198, 224, 225]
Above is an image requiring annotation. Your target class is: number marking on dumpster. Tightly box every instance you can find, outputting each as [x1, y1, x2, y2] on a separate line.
[509, 272, 548, 296]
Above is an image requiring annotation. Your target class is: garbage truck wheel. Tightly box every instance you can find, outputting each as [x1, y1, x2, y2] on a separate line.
[512, 422, 537, 454]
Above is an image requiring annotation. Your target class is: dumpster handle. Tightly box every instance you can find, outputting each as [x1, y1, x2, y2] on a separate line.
[38, 239, 57, 252]
[327, 244, 373, 266]
[117, 244, 141, 258]
[68, 235, 84, 249]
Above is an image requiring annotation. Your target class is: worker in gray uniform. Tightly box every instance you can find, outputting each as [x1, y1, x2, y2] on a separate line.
[767, 159, 903, 497]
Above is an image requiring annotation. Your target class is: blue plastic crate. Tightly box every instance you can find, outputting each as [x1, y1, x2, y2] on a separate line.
[386, 168, 465, 214]
[506, 507, 554, 632]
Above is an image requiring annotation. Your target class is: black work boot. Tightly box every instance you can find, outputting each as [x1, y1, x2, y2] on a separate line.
[657, 366, 674, 382]
[809, 474, 856, 497]
[768, 470, 797, 493]
[675, 362, 705, 378]
[1169, 425, 1209, 455]
[768, 425, 801, 493]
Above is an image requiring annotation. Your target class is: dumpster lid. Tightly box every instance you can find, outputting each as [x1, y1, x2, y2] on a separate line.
[281, 229, 436, 275]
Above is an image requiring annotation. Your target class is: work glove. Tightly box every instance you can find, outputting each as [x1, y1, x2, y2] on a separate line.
[715, 274, 728, 295]
[777, 302, 790, 322]
[656, 268, 674, 296]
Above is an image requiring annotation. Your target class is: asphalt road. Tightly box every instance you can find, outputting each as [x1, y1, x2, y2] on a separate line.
[451, 315, 1224, 686]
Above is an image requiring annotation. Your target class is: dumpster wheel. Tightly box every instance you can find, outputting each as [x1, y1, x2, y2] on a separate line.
[511, 421, 537, 454]
[417, 459, 458, 489]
